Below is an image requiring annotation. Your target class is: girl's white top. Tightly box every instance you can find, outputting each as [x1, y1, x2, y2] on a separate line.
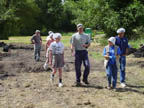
[49, 41, 64, 54]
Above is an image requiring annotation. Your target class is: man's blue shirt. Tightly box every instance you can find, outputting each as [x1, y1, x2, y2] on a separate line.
[115, 36, 128, 55]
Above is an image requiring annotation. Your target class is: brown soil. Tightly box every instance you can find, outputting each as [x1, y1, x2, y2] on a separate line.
[0, 44, 144, 108]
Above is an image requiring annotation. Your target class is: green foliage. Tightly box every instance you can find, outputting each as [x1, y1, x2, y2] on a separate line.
[89, 52, 103, 60]
[1, 0, 144, 40]
[64, 0, 144, 39]
[0, 0, 40, 39]
[0, 0, 16, 39]
[61, 32, 74, 36]
[16, 0, 40, 35]
[35, 0, 75, 34]
[99, 37, 108, 46]
[129, 34, 144, 48]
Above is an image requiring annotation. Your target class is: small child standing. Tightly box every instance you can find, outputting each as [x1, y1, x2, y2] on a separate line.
[43, 32, 55, 70]
[46, 31, 53, 42]
[49, 33, 65, 87]
[45, 31, 54, 53]
[103, 37, 121, 90]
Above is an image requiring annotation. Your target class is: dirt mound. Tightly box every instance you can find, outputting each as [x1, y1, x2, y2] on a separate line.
[0, 63, 4, 74]
[10, 43, 34, 50]
[0, 60, 53, 75]
[0, 43, 77, 78]
[0, 43, 104, 77]
[132, 44, 144, 57]
[0, 52, 11, 57]
[0, 44, 48, 76]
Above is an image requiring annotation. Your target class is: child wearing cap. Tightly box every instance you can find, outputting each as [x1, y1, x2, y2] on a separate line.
[46, 31, 53, 41]
[103, 37, 121, 90]
[49, 33, 65, 87]
[43, 32, 55, 70]
[45, 31, 54, 55]
[31, 30, 42, 61]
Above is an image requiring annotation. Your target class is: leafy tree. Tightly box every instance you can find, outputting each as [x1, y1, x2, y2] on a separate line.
[64, 0, 144, 38]
[0, 0, 40, 39]
[1, 0, 144, 39]
[15, 0, 40, 35]
[0, 0, 17, 39]
[35, 0, 75, 34]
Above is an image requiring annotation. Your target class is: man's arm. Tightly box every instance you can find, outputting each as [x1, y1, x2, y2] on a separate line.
[125, 38, 129, 56]
[116, 48, 121, 59]
[83, 43, 90, 48]
[31, 36, 35, 44]
[83, 35, 91, 48]
[71, 44, 75, 54]
[70, 36, 75, 55]
[40, 37, 42, 44]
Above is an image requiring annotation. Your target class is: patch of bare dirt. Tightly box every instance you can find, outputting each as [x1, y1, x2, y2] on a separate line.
[0, 43, 144, 108]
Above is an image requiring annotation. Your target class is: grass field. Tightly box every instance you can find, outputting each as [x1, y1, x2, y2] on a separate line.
[1, 35, 144, 60]
[1, 36, 71, 46]
[1, 33, 144, 48]
[1, 35, 144, 108]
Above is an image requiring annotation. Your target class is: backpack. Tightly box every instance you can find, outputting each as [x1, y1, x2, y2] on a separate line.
[104, 45, 120, 70]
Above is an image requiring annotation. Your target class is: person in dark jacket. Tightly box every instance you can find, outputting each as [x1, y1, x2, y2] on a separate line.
[115, 28, 129, 88]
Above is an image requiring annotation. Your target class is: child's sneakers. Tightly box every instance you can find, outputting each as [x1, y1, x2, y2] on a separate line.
[121, 83, 126, 88]
[50, 74, 54, 82]
[58, 83, 63, 87]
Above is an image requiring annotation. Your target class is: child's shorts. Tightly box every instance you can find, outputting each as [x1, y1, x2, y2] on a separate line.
[52, 54, 64, 68]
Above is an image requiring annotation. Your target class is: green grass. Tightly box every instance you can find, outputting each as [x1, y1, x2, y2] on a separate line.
[2, 34, 144, 50]
[0, 31, 105, 46]
[61, 32, 74, 37]
[89, 52, 103, 60]
[95, 31, 105, 35]
[129, 38, 144, 48]
[1, 36, 32, 44]
[95, 35, 144, 49]
[99, 37, 108, 46]
[61, 36, 71, 46]
[1, 36, 72, 47]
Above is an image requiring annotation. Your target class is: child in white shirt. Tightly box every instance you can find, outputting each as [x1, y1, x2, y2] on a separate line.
[49, 33, 65, 87]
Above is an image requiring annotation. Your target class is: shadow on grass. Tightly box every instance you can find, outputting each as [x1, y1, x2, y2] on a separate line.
[127, 84, 144, 88]
[72, 84, 103, 89]
[0, 73, 16, 80]
[116, 87, 144, 95]
[72, 83, 144, 95]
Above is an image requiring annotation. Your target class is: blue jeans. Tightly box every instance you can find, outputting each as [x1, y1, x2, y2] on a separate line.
[34, 44, 41, 61]
[106, 63, 118, 88]
[75, 50, 90, 82]
[120, 56, 126, 83]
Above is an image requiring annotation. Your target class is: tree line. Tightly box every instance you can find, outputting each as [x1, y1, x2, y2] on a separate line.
[0, 0, 144, 39]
